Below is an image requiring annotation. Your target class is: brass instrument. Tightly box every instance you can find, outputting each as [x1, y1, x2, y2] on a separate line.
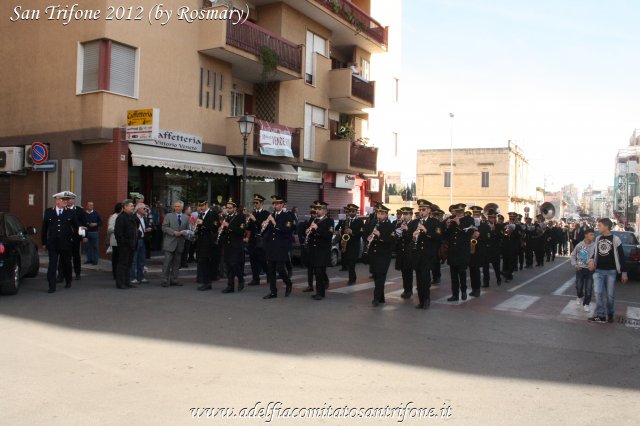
[340, 218, 351, 253]
[470, 238, 478, 254]
[540, 202, 555, 220]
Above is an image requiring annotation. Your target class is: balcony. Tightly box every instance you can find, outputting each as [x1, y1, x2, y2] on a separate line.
[199, 8, 302, 83]
[326, 140, 378, 173]
[248, 0, 388, 52]
[329, 68, 375, 114]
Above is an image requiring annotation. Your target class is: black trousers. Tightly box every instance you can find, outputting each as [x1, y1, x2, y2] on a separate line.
[371, 256, 391, 302]
[226, 261, 244, 287]
[306, 266, 315, 288]
[450, 264, 468, 296]
[469, 265, 481, 291]
[197, 256, 213, 284]
[431, 257, 441, 281]
[546, 243, 556, 261]
[314, 266, 328, 297]
[268, 260, 292, 295]
[115, 246, 134, 288]
[534, 246, 545, 266]
[482, 260, 501, 285]
[111, 246, 119, 280]
[518, 249, 524, 269]
[401, 268, 414, 293]
[58, 237, 81, 277]
[525, 245, 534, 267]
[502, 253, 515, 278]
[415, 262, 432, 305]
[249, 246, 267, 282]
[345, 257, 357, 282]
[48, 248, 71, 290]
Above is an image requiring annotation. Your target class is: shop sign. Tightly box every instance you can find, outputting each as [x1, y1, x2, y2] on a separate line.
[298, 167, 322, 183]
[126, 108, 159, 141]
[368, 178, 380, 193]
[336, 173, 356, 189]
[130, 129, 203, 152]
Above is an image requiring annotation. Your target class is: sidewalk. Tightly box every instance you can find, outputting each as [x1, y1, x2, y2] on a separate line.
[38, 251, 197, 274]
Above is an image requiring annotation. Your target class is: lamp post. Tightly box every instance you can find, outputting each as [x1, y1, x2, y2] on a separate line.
[449, 113, 454, 205]
[237, 114, 255, 209]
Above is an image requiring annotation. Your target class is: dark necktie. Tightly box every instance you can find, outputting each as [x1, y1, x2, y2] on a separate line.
[177, 214, 182, 226]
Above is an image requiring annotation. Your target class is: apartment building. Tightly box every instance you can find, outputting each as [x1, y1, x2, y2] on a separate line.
[0, 0, 401, 241]
[416, 142, 537, 216]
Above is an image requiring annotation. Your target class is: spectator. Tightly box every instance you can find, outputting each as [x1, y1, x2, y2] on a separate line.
[588, 218, 628, 323]
[106, 202, 123, 280]
[83, 201, 103, 265]
[180, 204, 193, 268]
[161, 200, 189, 287]
[570, 228, 596, 312]
[131, 204, 152, 284]
[114, 199, 137, 289]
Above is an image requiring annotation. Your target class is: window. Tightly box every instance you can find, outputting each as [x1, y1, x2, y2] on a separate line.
[4, 214, 24, 237]
[78, 39, 137, 97]
[444, 171, 451, 188]
[360, 58, 370, 81]
[393, 78, 399, 103]
[482, 171, 490, 188]
[199, 68, 224, 111]
[304, 104, 327, 160]
[305, 31, 327, 85]
[230, 91, 244, 117]
[393, 132, 399, 157]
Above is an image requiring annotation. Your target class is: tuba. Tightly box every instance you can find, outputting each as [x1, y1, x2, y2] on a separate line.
[540, 202, 555, 220]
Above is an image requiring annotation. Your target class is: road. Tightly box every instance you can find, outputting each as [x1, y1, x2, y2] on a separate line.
[1, 255, 639, 425]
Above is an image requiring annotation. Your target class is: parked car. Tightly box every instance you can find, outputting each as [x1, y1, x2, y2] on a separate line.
[594, 231, 640, 280]
[0, 212, 39, 295]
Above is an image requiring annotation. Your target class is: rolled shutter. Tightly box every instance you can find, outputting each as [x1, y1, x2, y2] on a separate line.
[110, 42, 136, 96]
[82, 41, 100, 92]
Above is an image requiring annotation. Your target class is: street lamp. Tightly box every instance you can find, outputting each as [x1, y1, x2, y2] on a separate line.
[237, 114, 255, 208]
[449, 113, 454, 205]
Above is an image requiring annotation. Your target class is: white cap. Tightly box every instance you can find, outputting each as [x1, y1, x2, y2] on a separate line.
[52, 191, 75, 199]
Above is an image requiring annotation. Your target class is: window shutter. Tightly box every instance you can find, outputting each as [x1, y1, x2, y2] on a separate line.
[82, 41, 100, 92]
[110, 43, 136, 96]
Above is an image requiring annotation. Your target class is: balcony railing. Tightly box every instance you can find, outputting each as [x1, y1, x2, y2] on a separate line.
[351, 75, 375, 105]
[350, 143, 377, 171]
[226, 19, 302, 73]
[314, 0, 388, 47]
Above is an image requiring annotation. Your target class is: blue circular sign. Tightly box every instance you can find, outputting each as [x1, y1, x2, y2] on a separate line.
[31, 142, 48, 164]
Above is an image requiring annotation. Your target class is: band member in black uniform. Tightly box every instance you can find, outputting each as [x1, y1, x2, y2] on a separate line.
[533, 214, 546, 266]
[336, 207, 350, 272]
[57, 193, 86, 282]
[523, 217, 535, 268]
[247, 194, 270, 286]
[305, 201, 334, 300]
[501, 212, 520, 282]
[412, 200, 442, 309]
[484, 209, 502, 287]
[368, 204, 395, 307]
[263, 196, 294, 299]
[394, 207, 415, 298]
[516, 214, 525, 271]
[339, 204, 363, 285]
[429, 206, 445, 285]
[196, 201, 219, 291]
[468, 206, 489, 297]
[445, 204, 477, 302]
[42, 192, 79, 293]
[220, 199, 246, 293]
[114, 199, 138, 290]
[363, 201, 380, 278]
[544, 220, 557, 262]
[297, 209, 317, 292]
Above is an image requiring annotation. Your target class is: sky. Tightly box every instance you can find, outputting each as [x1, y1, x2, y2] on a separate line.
[400, 0, 640, 192]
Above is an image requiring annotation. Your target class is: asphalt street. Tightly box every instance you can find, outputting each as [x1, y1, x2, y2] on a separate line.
[1, 255, 639, 425]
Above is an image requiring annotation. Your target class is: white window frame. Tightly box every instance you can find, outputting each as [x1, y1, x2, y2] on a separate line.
[230, 91, 245, 117]
[305, 31, 328, 86]
[304, 103, 327, 160]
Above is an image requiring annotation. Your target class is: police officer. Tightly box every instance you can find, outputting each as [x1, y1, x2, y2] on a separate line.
[306, 201, 334, 301]
[445, 203, 476, 302]
[368, 204, 395, 307]
[56, 192, 85, 282]
[263, 196, 294, 299]
[394, 207, 415, 299]
[468, 206, 489, 297]
[484, 209, 503, 287]
[412, 200, 442, 309]
[340, 204, 363, 285]
[42, 192, 78, 293]
[247, 194, 270, 286]
[220, 199, 246, 293]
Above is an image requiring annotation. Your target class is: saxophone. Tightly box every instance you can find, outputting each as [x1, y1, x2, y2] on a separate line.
[340, 218, 351, 253]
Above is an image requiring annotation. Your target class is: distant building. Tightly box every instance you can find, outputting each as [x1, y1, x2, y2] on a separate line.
[416, 141, 537, 215]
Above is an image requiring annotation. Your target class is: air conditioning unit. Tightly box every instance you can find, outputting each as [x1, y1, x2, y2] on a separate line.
[0, 147, 25, 172]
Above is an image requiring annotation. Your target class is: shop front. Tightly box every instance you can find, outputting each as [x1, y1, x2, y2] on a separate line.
[231, 159, 298, 209]
[322, 172, 367, 217]
[286, 167, 323, 217]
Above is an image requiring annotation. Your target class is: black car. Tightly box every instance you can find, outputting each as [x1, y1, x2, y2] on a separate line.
[0, 212, 39, 295]
[594, 231, 640, 280]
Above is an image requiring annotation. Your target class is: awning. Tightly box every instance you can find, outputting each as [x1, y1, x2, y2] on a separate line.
[231, 159, 298, 181]
[129, 144, 234, 175]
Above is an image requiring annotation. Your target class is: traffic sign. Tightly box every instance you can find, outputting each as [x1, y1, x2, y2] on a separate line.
[32, 160, 57, 172]
[31, 142, 48, 164]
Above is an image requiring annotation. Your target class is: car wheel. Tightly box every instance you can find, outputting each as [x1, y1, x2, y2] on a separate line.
[330, 250, 339, 267]
[1, 258, 21, 295]
[24, 255, 39, 278]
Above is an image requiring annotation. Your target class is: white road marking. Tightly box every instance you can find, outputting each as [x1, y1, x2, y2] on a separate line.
[434, 290, 486, 305]
[560, 300, 588, 320]
[552, 276, 576, 296]
[508, 260, 570, 292]
[329, 281, 393, 294]
[494, 295, 540, 312]
[626, 307, 640, 329]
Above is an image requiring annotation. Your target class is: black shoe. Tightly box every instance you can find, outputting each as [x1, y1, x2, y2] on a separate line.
[221, 286, 235, 294]
[312, 294, 324, 300]
[497, 280, 502, 286]
[461, 292, 467, 301]
[303, 286, 314, 292]
[263, 293, 277, 299]
[482, 284, 489, 288]
[116, 285, 128, 289]
[400, 291, 412, 299]
[76, 274, 81, 280]
[126, 284, 137, 288]
[470, 290, 480, 297]
[379, 299, 386, 304]
[347, 281, 356, 286]
[248, 280, 260, 286]
[415, 303, 427, 309]
[371, 299, 379, 307]
[48, 288, 56, 293]
[56, 276, 63, 283]
[65, 283, 71, 289]
[285, 285, 292, 297]
[238, 281, 245, 292]
[431, 279, 441, 285]
[588, 316, 606, 323]
[446, 296, 458, 302]
[170, 282, 183, 287]
[519, 266, 523, 271]
[161, 282, 170, 287]
[197, 284, 212, 291]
